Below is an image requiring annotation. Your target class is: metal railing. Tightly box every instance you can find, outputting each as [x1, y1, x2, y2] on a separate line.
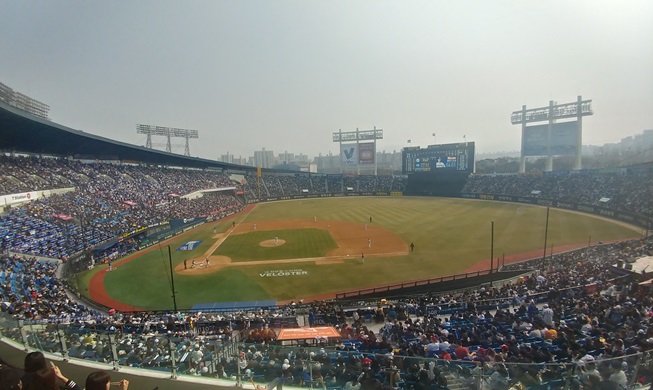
[2, 312, 651, 389]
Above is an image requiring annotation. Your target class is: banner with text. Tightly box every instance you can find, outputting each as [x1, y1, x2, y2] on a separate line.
[1, 191, 40, 207]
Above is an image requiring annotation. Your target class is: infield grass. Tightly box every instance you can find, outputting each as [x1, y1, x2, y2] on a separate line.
[214, 229, 337, 261]
[79, 197, 641, 310]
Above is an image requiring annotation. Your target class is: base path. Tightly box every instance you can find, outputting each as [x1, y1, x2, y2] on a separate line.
[87, 204, 257, 312]
[174, 219, 409, 275]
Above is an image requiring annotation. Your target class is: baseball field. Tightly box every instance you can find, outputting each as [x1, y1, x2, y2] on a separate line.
[75, 197, 641, 311]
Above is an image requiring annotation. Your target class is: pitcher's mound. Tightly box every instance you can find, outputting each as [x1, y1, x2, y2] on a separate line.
[260, 239, 286, 247]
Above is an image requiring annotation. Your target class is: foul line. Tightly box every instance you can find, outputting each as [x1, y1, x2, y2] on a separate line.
[223, 251, 410, 267]
[201, 203, 259, 258]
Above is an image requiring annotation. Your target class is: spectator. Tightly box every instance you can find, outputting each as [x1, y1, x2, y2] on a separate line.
[22, 352, 48, 388]
[0, 364, 22, 390]
[85, 371, 129, 390]
[24, 364, 81, 390]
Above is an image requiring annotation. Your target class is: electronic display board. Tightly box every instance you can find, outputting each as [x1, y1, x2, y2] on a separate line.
[402, 142, 475, 174]
[523, 121, 579, 156]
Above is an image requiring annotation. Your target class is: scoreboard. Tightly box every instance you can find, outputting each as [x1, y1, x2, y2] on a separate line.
[402, 142, 475, 174]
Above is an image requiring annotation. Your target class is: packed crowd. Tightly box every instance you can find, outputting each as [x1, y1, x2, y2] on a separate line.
[0, 157, 234, 197]
[0, 156, 77, 195]
[0, 158, 244, 259]
[3, 156, 653, 388]
[462, 170, 653, 216]
[2, 235, 652, 388]
[241, 173, 407, 201]
[4, 157, 652, 219]
[159, 192, 243, 220]
[302, 238, 653, 389]
[17, 161, 653, 262]
[0, 253, 99, 320]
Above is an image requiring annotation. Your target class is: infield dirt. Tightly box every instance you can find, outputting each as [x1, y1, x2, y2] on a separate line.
[174, 219, 409, 275]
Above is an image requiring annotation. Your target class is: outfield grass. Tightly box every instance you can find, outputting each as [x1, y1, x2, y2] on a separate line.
[214, 229, 337, 261]
[82, 197, 641, 310]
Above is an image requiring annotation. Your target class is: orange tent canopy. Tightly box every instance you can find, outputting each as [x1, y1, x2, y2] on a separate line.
[277, 326, 341, 341]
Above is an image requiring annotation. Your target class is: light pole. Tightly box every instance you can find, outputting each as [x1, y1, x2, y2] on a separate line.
[542, 207, 550, 261]
[168, 246, 178, 313]
[490, 221, 495, 274]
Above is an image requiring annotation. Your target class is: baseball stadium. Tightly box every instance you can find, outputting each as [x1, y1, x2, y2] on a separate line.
[1, 96, 653, 390]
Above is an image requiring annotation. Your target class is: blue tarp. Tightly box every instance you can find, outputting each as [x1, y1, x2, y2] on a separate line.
[189, 300, 277, 313]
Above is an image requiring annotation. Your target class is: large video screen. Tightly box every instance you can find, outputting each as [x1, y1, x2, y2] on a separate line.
[402, 142, 475, 173]
[523, 121, 579, 156]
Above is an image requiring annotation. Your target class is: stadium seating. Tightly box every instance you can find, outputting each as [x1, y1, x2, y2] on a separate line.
[1, 156, 653, 389]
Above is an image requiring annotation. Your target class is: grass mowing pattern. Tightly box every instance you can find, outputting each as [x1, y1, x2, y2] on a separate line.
[88, 219, 273, 310]
[214, 229, 338, 261]
[105, 265, 270, 310]
[89, 198, 640, 308]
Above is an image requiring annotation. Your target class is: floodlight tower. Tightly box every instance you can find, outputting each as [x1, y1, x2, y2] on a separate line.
[136, 124, 199, 156]
[511, 96, 592, 172]
[332, 126, 383, 175]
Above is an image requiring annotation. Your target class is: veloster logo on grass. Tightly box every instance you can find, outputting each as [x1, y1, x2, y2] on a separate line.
[177, 241, 203, 251]
[260, 269, 308, 277]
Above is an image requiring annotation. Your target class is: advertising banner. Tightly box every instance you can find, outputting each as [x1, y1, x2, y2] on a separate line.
[341, 143, 358, 165]
[358, 142, 375, 164]
[277, 326, 341, 341]
[1, 191, 39, 206]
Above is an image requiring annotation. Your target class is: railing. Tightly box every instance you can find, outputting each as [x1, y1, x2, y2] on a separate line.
[335, 269, 529, 300]
[336, 269, 489, 299]
[1, 313, 651, 390]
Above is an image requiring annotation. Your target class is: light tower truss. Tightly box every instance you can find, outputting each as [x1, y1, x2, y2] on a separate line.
[136, 124, 199, 156]
[511, 96, 592, 172]
[332, 126, 383, 175]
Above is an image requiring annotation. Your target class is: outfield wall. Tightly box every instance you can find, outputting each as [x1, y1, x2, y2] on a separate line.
[460, 192, 651, 230]
[260, 190, 403, 202]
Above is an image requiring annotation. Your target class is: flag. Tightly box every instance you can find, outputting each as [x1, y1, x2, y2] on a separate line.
[407, 139, 411, 144]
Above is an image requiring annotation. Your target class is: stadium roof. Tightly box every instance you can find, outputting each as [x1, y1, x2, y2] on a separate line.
[0, 101, 249, 170]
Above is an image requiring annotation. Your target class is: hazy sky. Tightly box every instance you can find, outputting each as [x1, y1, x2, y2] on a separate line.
[1, 0, 652, 160]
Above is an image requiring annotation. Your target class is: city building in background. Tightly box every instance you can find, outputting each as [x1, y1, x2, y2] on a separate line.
[252, 148, 275, 169]
[221, 127, 651, 175]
